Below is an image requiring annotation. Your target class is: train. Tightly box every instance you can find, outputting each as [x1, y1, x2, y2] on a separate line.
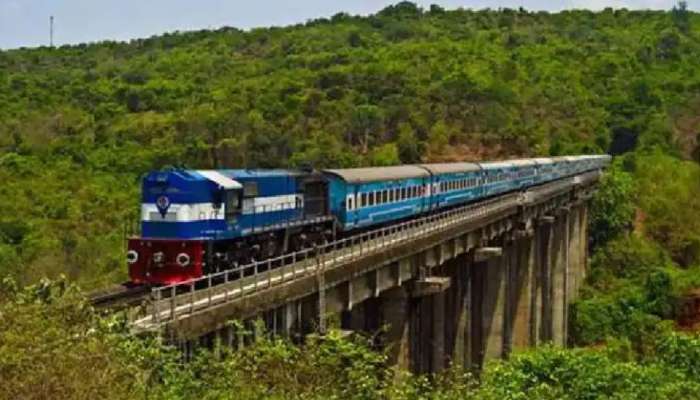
[127, 155, 611, 285]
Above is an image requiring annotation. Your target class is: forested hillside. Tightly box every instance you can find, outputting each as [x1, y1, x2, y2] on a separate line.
[1, 3, 700, 288]
[3, 2, 700, 399]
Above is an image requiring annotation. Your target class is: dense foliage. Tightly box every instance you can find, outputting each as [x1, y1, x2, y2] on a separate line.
[4, 279, 700, 400]
[573, 152, 700, 347]
[2, 3, 700, 287]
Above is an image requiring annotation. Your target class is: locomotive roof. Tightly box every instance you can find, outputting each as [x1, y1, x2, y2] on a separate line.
[418, 163, 481, 174]
[196, 170, 242, 189]
[323, 165, 429, 183]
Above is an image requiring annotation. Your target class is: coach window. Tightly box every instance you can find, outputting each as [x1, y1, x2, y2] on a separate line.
[361, 193, 368, 208]
[382, 190, 388, 204]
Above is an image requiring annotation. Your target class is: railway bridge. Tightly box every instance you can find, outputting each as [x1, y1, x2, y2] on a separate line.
[131, 170, 601, 373]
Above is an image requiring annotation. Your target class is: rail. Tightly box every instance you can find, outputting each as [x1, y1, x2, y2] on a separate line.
[138, 171, 599, 329]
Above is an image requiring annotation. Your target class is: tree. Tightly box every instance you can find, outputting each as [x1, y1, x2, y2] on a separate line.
[590, 161, 636, 249]
[427, 121, 450, 159]
[349, 105, 383, 154]
[396, 122, 422, 163]
[672, 1, 690, 34]
[370, 143, 400, 166]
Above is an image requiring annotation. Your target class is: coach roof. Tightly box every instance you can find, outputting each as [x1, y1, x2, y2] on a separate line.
[418, 162, 481, 174]
[323, 165, 429, 184]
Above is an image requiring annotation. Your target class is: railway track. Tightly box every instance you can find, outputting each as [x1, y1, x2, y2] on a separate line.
[88, 283, 150, 310]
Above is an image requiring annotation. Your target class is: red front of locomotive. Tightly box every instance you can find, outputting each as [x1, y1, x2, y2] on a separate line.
[127, 238, 205, 285]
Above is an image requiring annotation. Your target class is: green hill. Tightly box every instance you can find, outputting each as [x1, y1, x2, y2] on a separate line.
[1, 2, 699, 287]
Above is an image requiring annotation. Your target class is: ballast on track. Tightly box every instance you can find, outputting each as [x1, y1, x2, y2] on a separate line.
[88, 283, 149, 310]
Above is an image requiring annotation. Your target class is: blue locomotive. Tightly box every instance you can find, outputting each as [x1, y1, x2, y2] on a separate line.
[128, 155, 610, 284]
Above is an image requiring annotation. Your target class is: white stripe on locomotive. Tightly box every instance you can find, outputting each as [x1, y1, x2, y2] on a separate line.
[142, 194, 304, 222]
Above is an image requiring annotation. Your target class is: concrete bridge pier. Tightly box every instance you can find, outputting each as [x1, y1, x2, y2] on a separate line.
[444, 253, 471, 370]
[536, 216, 554, 343]
[508, 225, 537, 352]
[551, 209, 569, 347]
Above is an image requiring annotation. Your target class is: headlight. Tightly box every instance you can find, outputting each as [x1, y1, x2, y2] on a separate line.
[126, 250, 139, 264]
[153, 251, 165, 264]
[176, 253, 191, 267]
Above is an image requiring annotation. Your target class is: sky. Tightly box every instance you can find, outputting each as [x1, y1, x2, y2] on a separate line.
[0, 0, 694, 49]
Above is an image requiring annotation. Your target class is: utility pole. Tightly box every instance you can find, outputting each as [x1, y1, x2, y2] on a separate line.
[50, 16, 54, 47]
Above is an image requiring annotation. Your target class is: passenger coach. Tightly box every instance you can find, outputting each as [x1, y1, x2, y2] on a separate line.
[323, 166, 430, 230]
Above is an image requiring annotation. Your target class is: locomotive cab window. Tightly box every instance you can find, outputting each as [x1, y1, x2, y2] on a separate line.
[224, 190, 242, 221]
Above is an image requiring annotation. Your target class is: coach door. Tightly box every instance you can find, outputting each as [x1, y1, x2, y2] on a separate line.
[301, 177, 328, 219]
